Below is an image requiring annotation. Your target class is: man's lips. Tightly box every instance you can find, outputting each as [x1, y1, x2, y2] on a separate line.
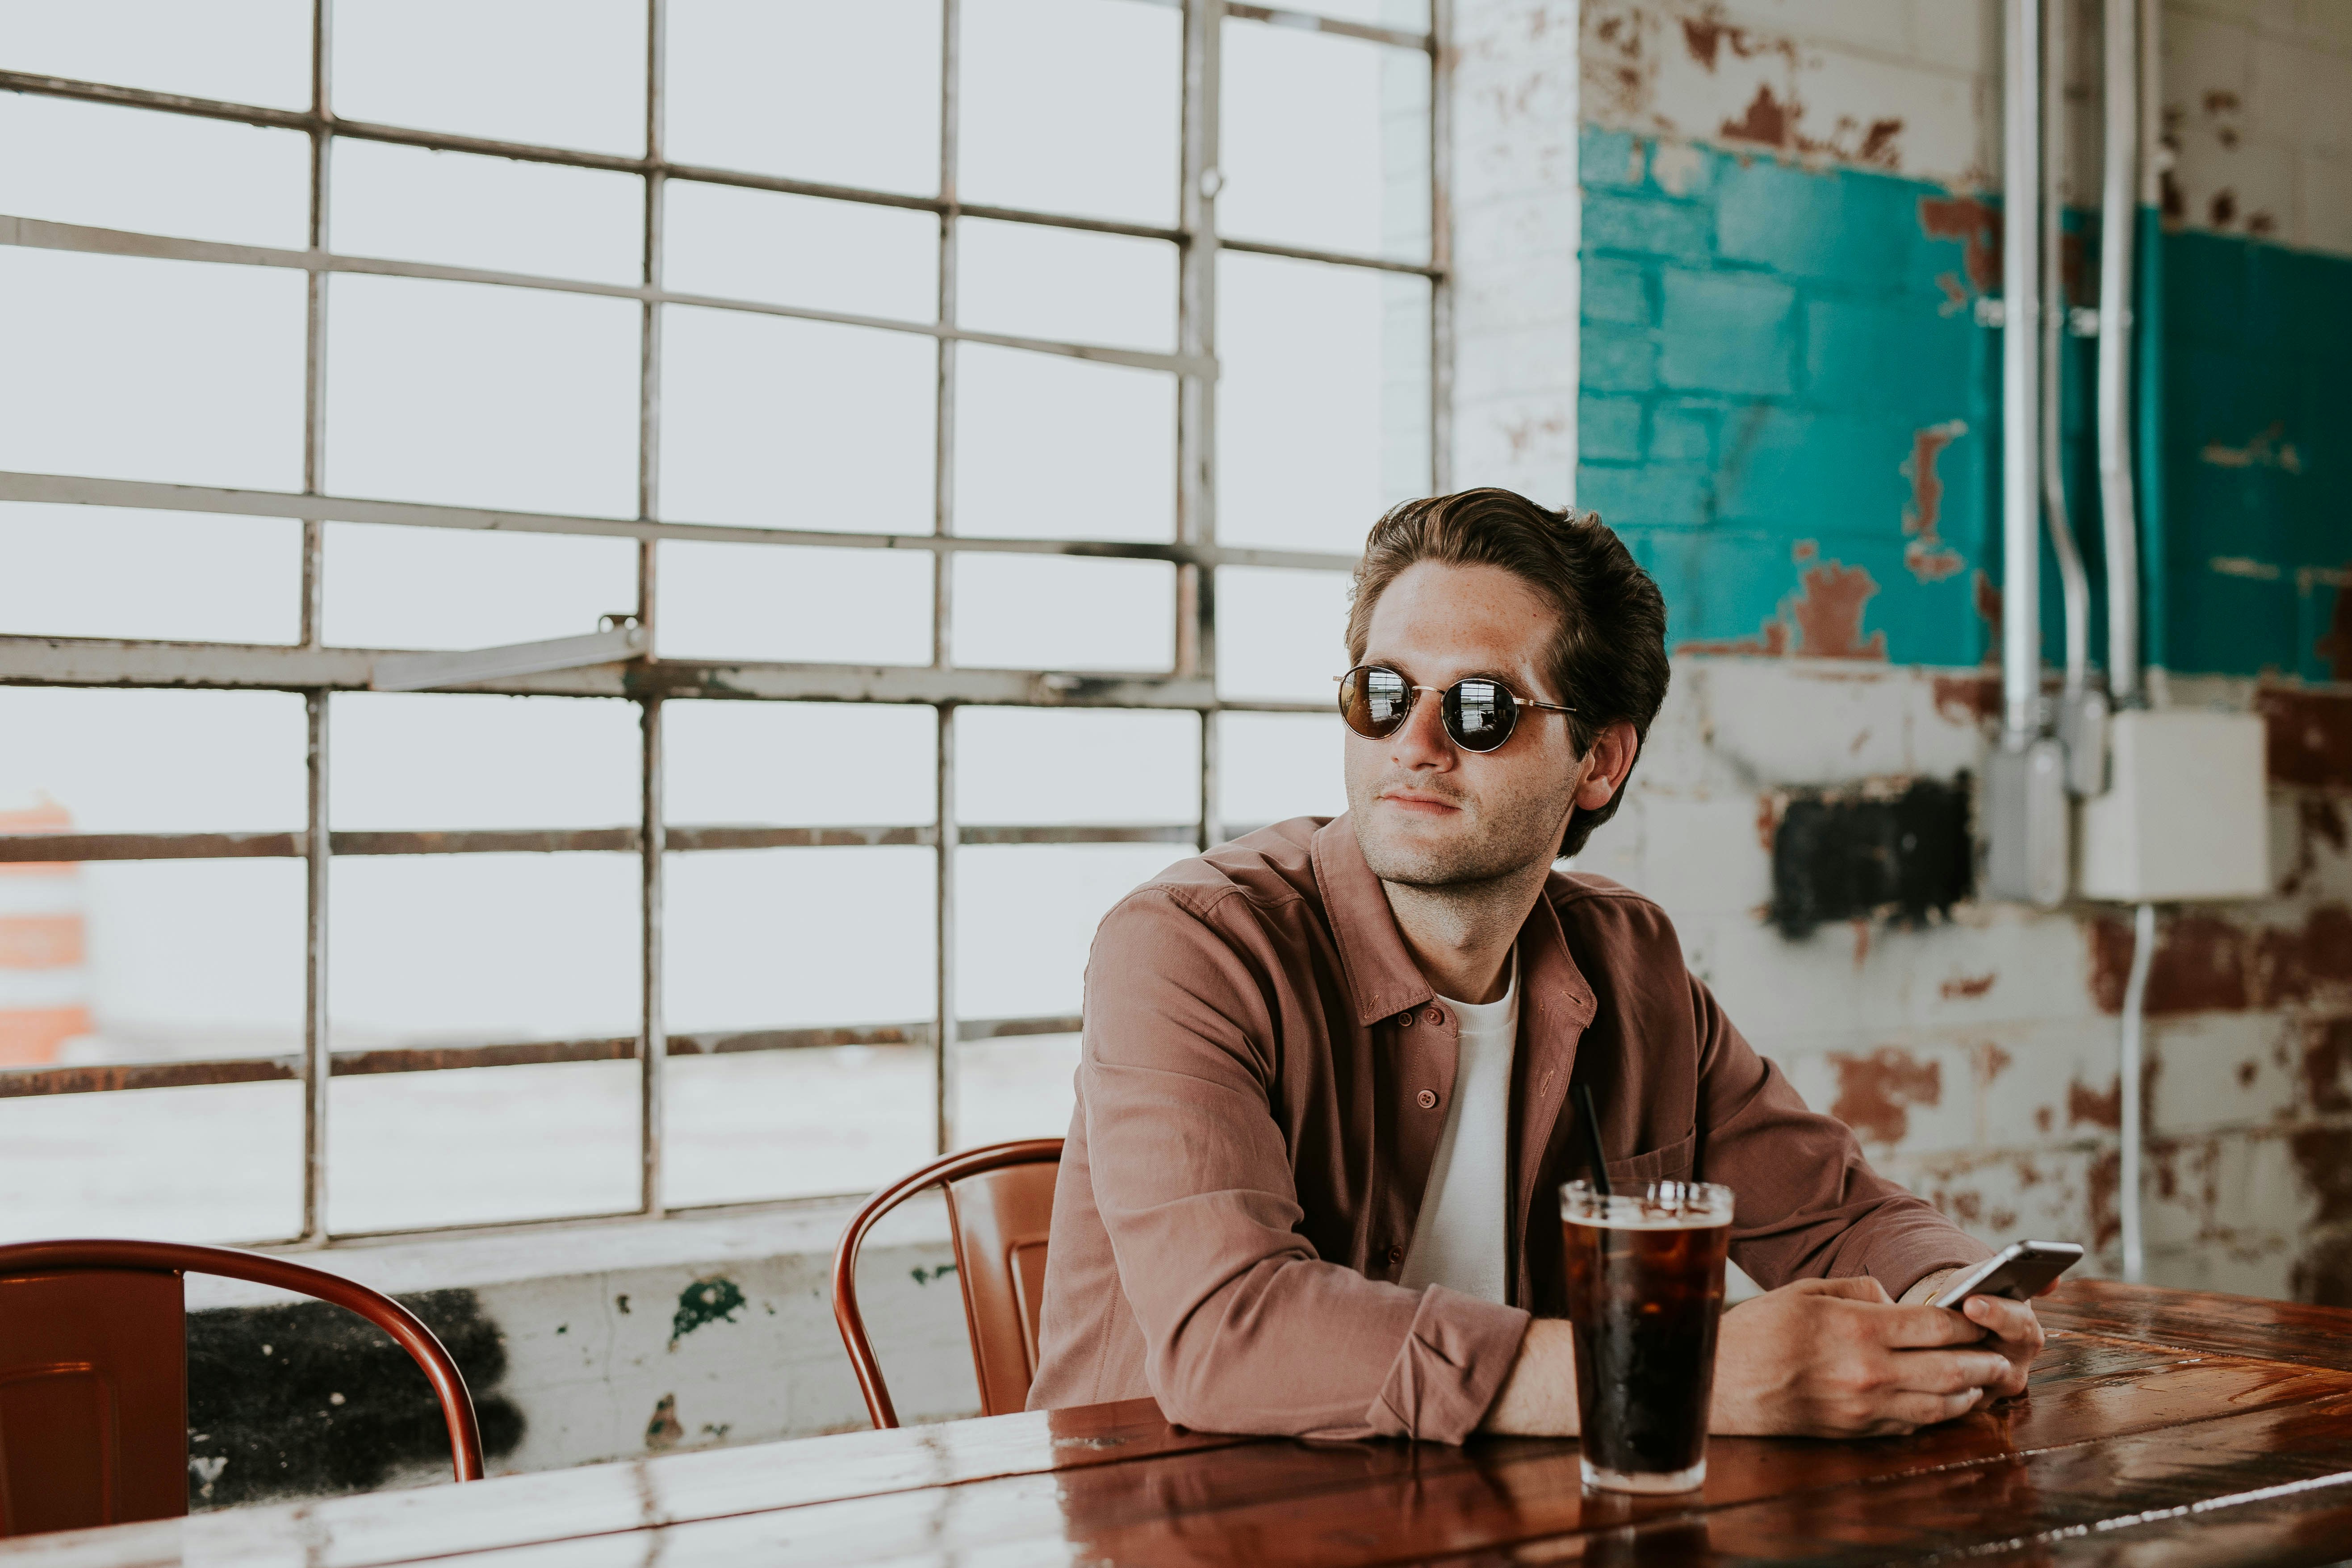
[1377, 791, 1463, 815]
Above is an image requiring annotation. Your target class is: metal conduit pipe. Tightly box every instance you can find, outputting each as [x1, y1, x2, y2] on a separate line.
[2002, 0, 2045, 749]
[2101, 0, 2151, 1286]
[2098, 0, 2145, 707]
[2042, 0, 2091, 709]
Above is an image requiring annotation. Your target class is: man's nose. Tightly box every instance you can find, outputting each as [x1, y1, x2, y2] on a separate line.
[1390, 690, 1455, 769]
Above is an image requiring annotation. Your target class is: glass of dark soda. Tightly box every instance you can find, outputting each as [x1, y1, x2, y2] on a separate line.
[1560, 1178, 1735, 1493]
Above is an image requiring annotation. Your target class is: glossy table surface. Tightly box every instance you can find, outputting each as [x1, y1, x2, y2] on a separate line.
[9, 1280, 2352, 1567]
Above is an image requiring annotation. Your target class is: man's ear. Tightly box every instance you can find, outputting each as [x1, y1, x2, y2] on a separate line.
[1573, 721, 1640, 811]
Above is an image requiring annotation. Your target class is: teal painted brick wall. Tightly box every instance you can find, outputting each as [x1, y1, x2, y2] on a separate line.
[1578, 125, 2352, 682]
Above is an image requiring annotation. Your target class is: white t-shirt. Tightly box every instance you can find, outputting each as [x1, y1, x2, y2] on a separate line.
[1397, 953, 1519, 1305]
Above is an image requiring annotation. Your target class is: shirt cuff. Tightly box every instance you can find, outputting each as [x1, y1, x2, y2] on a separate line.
[1364, 1285, 1531, 1444]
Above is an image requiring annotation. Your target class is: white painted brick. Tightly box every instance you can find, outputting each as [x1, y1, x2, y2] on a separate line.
[1453, 316, 1579, 404]
[2145, 1239, 2298, 1298]
[1705, 0, 1913, 57]
[2167, 120, 2297, 237]
[1784, 1039, 1981, 1155]
[1908, 0, 2000, 79]
[1792, 43, 1981, 184]
[1882, 1144, 2104, 1253]
[1637, 792, 1775, 916]
[2299, 148, 2352, 255]
[1975, 1013, 2126, 1147]
[1699, 662, 1930, 786]
[2147, 1011, 2302, 1136]
[1454, 393, 1579, 506]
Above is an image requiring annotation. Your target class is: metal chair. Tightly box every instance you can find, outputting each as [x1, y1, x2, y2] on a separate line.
[0, 1238, 485, 1537]
[831, 1138, 1063, 1428]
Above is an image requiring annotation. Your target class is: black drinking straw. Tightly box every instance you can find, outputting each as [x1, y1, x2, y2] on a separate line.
[1575, 1081, 1611, 1198]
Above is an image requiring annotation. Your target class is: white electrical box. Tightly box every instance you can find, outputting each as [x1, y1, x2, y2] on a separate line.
[2077, 709, 2270, 902]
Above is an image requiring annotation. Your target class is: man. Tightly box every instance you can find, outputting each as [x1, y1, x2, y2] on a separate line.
[1028, 489, 2042, 1442]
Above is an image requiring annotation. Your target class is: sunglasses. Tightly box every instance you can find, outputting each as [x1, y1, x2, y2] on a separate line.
[1335, 665, 1576, 754]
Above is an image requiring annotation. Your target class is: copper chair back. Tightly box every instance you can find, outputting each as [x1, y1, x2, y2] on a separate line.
[0, 1238, 485, 1537]
[831, 1138, 1062, 1428]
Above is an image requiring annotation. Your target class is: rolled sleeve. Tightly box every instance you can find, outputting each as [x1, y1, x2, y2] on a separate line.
[1694, 978, 1993, 1298]
[1365, 1285, 1531, 1443]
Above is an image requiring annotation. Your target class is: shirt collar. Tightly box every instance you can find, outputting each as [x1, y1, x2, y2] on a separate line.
[1310, 813, 1593, 1031]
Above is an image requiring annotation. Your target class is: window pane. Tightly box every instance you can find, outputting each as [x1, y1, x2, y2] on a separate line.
[660, 307, 935, 533]
[0, 1083, 302, 1245]
[332, 0, 646, 155]
[656, 542, 934, 666]
[1217, 566, 1352, 702]
[330, 854, 640, 1043]
[665, 847, 934, 1032]
[663, 843, 937, 1204]
[331, 1061, 637, 1233]
[666, 184, 937, 322]
[951, 556, 1174, 671]
[957, 708, 1197, 825]
[0, 96, 309, 250]
[957, 219, 1175, 353]
[0, 689, 306, 832]
[76, 859, 307, 1061]
[325, 275, 640, 517]
[0, 504, 300, 644]
[0, 249, 305, 491]
[667, 0, 941, 197]
[331, 694, 640, 832]
[1218, 253, 1430, 552]
[331, 138, 642, 285]
[1219, 23, 1431, 262]
[0, 0, 312, 109]
[665, 703, 935, 827]
[960, 0, 1179, 226]
[957, 845, 1182, 1020]
[665, 1050, 932, 1206]
[957, 1033, 1079, 1149]
[322, 524, 638, 651]
[1219, 712, 1346, 830]
[954, 349, 1174, 542]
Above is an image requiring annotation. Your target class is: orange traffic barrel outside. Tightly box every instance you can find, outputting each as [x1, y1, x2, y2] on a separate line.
[0, 797, 92, 1066]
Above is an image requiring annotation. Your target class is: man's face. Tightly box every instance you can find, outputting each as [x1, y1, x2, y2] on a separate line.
[1344, 560, 1588, 888]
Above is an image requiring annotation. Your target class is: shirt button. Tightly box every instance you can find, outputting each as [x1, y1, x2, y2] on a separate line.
[1424, 1007, 1446, 1026]
[1387, 1245, 1404, 1266]
[1415, 1089, 1438, 1109]
[1397, 1013, 1414, 1029]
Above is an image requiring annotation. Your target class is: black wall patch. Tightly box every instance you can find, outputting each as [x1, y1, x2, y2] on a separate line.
[187, 1288, 524, 1509]
[1768, 777, 1973, 938]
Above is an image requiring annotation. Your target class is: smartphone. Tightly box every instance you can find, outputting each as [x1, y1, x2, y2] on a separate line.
[1927, 1241, 2084, 1309]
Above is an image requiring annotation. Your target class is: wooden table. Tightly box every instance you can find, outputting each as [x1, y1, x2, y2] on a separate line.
[11, 1280, 2352, 1566]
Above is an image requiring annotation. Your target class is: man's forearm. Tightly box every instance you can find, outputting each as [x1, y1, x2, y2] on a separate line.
[1898, 1267, 1959, 1306]
[1478, 1318, 1579, 1435]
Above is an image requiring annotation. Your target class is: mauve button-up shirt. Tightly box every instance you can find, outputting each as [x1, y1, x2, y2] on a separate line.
[1025, 815, 1992, 1443]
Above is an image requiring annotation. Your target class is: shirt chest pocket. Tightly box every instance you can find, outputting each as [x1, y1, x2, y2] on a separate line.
[1603, 1131, 1696, 1187]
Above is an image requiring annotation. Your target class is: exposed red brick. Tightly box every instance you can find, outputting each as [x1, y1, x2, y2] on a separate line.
[2302, 1018, 2352, 1116]
[2088, 905, 2352, 1015]
[2034, 1105, 2053, 1133]
[2260, 689, 2352, 790]
[1790, 561, 1888, 660]
[2067, 1075, 2122, 1131]
[1858, 118, 1903, 164]
[1940, 973, 1996, 999]
[1919, 196, 2003, 293]
[1903, 421, 1967, 583]
[1932, 673, 2000, 727]
[2210, 189, 2238, 228]
[2304, 796, 2348, 853]
[2314, 574, 2352, 681]
[2088, 1147, 2122, 1252]
[1829, 1046, 1942, 1145]
[2292, 1126, 2352, 1229]
[1722, 83, 1793, 148]
[1979, 1042, 2013, 1082]
[2237, 1059, 2260, 1087]
[1755, 793, 1780, 853]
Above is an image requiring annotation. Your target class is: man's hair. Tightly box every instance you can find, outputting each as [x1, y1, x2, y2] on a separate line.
[1344, 488, 1670, 859]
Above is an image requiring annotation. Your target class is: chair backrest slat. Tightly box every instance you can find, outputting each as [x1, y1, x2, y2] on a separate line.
[832, 1139, 1063, 1430]
[0, 1238, 485, 1539]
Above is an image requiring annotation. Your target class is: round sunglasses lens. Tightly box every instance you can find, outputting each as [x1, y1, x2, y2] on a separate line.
[1443, 680, 1515, 751]
[1343, 667, 1412, 736]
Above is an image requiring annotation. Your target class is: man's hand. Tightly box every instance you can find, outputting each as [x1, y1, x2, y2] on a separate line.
[1709, 1277, 2021, 1438]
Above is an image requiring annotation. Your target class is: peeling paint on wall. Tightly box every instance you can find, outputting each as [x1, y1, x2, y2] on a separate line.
[1902, 422, 1968, 582]
[1830, 1047, 1942, 1146]
[2088, 907, 2352, 1016]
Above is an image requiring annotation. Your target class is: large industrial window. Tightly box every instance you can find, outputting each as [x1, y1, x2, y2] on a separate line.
[0, 0, 1443, 1246]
